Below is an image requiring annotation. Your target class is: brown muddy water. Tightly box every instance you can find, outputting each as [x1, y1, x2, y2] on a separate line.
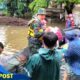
[0, 25, 28, 54]
[0, 23, 65, 54]
[0, 7, 80, 54]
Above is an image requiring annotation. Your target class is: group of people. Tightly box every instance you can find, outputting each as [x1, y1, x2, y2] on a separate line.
[26, 8, 80, 80]
[0, 8, 80, 80]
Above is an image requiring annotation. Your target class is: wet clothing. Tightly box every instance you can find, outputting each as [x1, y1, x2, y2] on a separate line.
[28, 18, 46, 38]
[25, 48, 60, 80]
[28, 18, 46, 54]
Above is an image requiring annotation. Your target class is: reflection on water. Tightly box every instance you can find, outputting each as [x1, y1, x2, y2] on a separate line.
[0, 26, 28, 54]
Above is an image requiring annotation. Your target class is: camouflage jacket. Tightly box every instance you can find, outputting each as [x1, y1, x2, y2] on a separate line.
[28, 18, 46, 38]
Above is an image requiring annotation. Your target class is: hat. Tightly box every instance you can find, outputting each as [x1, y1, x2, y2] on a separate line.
[37, 8, 46, 15]
[65, 31, 76, 41]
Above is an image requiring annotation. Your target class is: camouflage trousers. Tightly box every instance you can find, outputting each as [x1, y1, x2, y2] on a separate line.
[28, 37, 42, 55]
[60, 63, 80, 80]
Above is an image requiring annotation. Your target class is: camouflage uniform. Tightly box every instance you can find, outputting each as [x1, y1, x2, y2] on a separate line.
[27, 8, 47, 55]
[28, 18, 46, 55]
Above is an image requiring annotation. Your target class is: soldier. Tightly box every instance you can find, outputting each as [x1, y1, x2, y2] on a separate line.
[28, 8, 47, 55]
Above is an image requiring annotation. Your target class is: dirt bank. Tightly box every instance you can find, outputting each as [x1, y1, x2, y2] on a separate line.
[0, 4, 79, 27]
[0, 16, 28, 26]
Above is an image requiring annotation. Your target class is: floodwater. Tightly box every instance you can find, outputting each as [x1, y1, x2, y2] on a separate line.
[0, 26, 28, 54]
[0, 23, 65, 54]
[0, 6, 80, 54]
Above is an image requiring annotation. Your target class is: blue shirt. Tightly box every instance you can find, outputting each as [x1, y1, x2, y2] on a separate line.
[64, 38, 80, 75]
